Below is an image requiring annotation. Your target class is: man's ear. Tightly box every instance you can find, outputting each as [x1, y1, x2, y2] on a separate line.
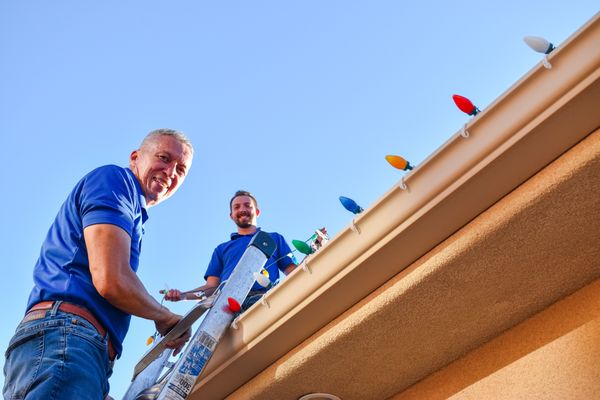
[129, 150, 138, 168]
[255, 208, 261, 217]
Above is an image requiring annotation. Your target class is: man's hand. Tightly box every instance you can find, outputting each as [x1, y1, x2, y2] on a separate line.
[155, 311, 191, 356]
[163, 288, 184, 302]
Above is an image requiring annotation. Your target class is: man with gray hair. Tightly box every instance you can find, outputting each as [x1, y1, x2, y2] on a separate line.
[3, 129, 194, 400]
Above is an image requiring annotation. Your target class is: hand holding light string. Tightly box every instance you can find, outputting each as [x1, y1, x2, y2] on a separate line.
[146, 284, 170, 346]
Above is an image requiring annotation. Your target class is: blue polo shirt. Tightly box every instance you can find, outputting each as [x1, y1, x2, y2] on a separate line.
[27, 165, 148, 358]
[204, 229, 296, 292]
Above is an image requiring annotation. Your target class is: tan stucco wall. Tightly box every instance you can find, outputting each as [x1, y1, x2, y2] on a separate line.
[392, 277, 600, 400]
[225, 124, 600, 400]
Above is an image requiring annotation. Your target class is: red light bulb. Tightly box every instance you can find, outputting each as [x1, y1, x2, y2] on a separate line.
[452, 94, 480, 116]
[227, 297, 241, 313]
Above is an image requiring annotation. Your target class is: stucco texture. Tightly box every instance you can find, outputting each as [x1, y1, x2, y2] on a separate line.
[227, 128, 600, 399]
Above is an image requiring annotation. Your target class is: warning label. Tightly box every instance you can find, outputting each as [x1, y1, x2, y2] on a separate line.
[178, 332, 216, 376]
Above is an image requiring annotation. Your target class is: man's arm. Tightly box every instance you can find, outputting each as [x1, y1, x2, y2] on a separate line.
[84, 223, 190, 351]
[164, 276, 220, 301]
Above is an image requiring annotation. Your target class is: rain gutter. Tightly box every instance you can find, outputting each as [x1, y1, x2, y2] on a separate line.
[191, 12, 600, 399]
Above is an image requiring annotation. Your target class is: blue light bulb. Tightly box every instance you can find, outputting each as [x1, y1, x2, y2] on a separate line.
[339, 196, 364, 214]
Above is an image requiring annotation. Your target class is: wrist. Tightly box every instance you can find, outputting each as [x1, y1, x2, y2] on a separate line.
[155, 304, 172, 323]
[182, 290, 205, 299]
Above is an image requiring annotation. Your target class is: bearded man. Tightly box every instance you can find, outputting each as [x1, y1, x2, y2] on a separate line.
[164, 190, 296, 307]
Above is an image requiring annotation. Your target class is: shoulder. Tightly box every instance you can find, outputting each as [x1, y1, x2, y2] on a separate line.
[215, 237, 236, 251]
[85, 164, 131, 181]
[80, 165, 130, 188]
[82, 165, 139, 195]
[266, 231, 286, 241]
[78, 166, 143, 231]
[78, 165, 141, 212]
[263, 231, 291, 250]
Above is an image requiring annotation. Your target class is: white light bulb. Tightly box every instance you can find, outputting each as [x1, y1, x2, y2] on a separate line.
[523, 36, 554, 54]
[253, 271, 270, 288]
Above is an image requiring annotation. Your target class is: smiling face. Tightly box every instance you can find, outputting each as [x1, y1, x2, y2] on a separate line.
[129, 134, 193, 207]
[230, 195, 260, 229]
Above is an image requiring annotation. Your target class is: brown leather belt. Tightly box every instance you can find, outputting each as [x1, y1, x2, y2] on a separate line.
[26, 301, 117, 361]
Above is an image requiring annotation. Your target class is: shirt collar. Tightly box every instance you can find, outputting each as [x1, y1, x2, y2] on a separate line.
[230, 227, 261, 240]
[126, 167, 149, 224]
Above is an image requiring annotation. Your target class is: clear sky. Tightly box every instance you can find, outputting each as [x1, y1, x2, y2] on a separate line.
[1, 1, 597, 398]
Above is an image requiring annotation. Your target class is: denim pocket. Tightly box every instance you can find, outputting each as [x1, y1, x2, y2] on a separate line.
[5, 320, 47, 359]
[4, 316, 112, 400]
[68, 317, 108, 354]
[3, 322, 46, 399]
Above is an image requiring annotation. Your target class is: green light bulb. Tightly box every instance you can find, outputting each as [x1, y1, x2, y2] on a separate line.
[292, 239, 313, 255]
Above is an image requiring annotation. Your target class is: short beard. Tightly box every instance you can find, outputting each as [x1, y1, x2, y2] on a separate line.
[234, 213, 253, 229]
[235, 220, 253, 229]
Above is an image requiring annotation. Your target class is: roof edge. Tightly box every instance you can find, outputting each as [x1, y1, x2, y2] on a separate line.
[192, 12, 600, 399]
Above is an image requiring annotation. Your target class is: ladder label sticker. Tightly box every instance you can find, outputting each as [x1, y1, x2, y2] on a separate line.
[162, 332, 217, 399]
[178, 332, 217, 376]
[163, 371, 197, 399]
[165, 378, 190, 399]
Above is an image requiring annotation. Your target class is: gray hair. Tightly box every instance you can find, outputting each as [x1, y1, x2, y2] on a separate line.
[141, 128, 194, 154]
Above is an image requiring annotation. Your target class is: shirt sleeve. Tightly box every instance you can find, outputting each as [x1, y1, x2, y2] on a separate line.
[275, 234, 297, 271]
[79, 166, 137, 237]
[204, 248, 224, 281]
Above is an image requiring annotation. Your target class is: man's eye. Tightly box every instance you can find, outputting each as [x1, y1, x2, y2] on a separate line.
[158, 155, 169, 162]
[177, 166, 186, 176]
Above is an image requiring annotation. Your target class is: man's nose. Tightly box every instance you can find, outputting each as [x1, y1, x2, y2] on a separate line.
[165, 163, 177, 178]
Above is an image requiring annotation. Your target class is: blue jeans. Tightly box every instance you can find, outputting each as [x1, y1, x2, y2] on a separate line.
[240, 281, 279, 311]
[3, 301, 113, 400]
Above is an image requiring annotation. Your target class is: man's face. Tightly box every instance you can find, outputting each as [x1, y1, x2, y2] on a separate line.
[230, 195, 259, 228]
[129, 135, 193, 207]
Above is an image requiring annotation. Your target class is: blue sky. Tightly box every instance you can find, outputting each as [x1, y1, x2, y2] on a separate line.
[1, 1, 597, 397]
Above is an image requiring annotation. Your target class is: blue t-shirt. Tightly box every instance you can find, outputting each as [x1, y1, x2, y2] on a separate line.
[204, 229, 296, 292]
[27, 165, 148, 357]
